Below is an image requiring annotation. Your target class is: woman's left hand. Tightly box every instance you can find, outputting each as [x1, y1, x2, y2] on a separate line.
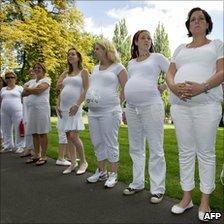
[69, 105, 78, 116]
[184, 81, 204, 97]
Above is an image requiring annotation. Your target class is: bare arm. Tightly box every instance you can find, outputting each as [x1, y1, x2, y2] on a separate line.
[118, 69, 128, 104]
[166, 63, 188, 100]
[56, 70, 67, 90]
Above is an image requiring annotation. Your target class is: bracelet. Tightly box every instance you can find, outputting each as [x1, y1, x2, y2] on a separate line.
[203, 82, 210, 94]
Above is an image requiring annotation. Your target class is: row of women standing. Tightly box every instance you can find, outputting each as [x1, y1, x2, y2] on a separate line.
[0, 7, 223, 222]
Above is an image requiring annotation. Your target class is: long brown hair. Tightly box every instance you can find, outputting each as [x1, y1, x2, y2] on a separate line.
[131, 30, 154, 59]
[67, 48, 83, 74]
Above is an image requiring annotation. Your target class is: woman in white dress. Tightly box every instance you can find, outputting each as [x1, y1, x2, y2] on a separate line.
[122, 30, 169, 203]
[86, 39, 127, 188]
[166, 7, 223, 221]
[23, 63, 51, 166]
[0, 71, 25, 153]
[57, 48, 89, 175]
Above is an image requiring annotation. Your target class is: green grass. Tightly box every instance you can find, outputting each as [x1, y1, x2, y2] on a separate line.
[48, 117, 224, 211]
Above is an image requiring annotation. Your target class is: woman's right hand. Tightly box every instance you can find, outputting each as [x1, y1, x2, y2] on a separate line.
[170, 83, 190, 101]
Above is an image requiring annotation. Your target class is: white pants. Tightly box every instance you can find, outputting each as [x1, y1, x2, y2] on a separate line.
[1, 109, 25, 149]
[171, 103, 222, 194]
[88, 111, 121, 163]
[24, 122, 33, 149]
[126, 104, 166, 194]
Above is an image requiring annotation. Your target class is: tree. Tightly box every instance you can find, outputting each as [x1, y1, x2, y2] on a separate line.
[112, 18, 131, 68]
[1, 0, 95, 105]
[153, 23, 171, 121]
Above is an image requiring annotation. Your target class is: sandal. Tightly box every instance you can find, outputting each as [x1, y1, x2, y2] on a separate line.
[36, 158, 47, 166]
[26, 157, 40, 164]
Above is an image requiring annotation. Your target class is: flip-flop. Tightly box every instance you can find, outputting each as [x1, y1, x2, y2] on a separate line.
[36, 158, 47, 166]
[20, 152, 31, 158]
[26, 157, 40, 164]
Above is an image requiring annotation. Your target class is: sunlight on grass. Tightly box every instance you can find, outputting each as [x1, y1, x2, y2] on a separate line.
[48, 118, 223, 211]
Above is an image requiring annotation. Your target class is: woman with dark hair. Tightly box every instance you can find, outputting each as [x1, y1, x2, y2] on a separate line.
[122, 30, 169, 203]
[57, 48, 89, 175]
[23, 63, 51, 166]
[166, 7, 223, 221]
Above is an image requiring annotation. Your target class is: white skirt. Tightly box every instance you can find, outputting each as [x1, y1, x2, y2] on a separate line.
[57, 110, 84, 132]
[26, 104, 51, 135]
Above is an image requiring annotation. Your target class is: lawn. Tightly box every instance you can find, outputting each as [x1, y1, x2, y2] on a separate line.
[48, 117, 224, 211]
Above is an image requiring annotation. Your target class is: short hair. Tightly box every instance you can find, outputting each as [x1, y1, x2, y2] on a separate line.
[4, 70, 17, 79]
[185, 7, 213, 37]
[67, 48, 83, 74]
[33, 62, 46, 74]
[131, 30, 155, 59]
[96, 38, 120, 63]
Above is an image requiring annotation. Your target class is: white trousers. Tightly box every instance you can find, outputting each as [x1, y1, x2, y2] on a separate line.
[58, 130, 68, 144]
[126, 103, 166, 194]
[88, 111, 121, 163]
[171, 103, 222, 194]
[1, 109, 25, 149]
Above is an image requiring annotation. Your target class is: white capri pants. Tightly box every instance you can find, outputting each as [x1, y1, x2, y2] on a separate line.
[88, 111, 121, 163]
[126, 103, 166, 194]
[171, 103, 222, 194]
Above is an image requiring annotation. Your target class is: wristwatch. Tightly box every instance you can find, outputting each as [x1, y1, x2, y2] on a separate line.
[203, 82, 210, 94]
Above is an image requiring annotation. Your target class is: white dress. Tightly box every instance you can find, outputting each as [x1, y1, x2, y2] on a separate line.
[57, 71, 84, 132]
[26, 77, 51, 135]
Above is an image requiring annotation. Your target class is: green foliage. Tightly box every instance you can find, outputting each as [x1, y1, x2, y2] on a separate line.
[153, 23, 171, 119]
[1, 0, 95, 105]
[112, 18, 131, 68]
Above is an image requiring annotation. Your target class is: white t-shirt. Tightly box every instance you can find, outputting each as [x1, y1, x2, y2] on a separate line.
[0, 85, 23, 112]
[86, 63, 125, 116]
[125, 53, 169, 106]
[28, 77, 51, 106]
[169, 39, 223, 105]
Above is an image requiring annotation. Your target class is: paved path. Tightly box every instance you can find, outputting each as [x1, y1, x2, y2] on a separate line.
[0, 153, 222, 224]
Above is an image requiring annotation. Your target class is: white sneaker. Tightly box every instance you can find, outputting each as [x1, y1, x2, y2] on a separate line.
[56, 159, 71, 166]
[87, 168, 108, 183]
[14, 147, 24, 154]
[62, 162, 78, 174]
[104, 172, 118, 188]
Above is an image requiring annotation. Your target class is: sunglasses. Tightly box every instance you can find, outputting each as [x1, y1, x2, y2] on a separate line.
[5, 77, 15, 80]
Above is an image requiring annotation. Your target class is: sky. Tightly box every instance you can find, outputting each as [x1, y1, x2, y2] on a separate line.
[75, 0, 223, 54]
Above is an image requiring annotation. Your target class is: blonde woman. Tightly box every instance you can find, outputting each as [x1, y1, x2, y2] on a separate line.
[86, 39, 127, 188]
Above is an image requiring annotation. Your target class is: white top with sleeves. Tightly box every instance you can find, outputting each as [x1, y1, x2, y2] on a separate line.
[0, 85, 23, 112]
[86, 63, 125, 116]
[170, 39, 224, 105]
[28, 77, 51, 106]
[124, 53, 169, 107]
